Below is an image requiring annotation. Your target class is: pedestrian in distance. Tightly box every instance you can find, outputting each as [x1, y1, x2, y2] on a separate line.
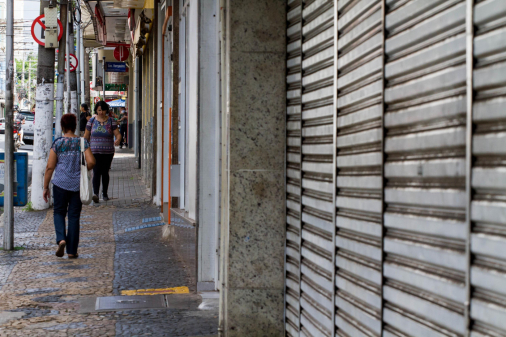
[43, 114, 96, 258]
[84, 101, 122, 203]
[79, 103, 91, 133]
[14, 110, 26, 145]
[119, 107, 128, 149]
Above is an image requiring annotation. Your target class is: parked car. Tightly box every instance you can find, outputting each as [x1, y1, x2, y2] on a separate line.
[18, 111, 34, 144]
[0, 118, 5, 134]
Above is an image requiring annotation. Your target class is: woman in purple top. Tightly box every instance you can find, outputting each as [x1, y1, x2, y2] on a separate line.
[84, 101, 122, 203]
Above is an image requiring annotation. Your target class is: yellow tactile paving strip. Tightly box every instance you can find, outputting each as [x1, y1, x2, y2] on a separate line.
[121, 286, 189, 296]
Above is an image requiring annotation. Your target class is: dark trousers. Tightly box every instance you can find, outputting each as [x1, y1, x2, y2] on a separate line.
[120, 124, 127, 146]
[53, 184, 82, 255]
[92, 153, 114, 197]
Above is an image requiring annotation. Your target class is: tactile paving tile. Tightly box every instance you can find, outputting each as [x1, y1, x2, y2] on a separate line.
[142, 217, 162, 223]
[124, 222, 164, 232]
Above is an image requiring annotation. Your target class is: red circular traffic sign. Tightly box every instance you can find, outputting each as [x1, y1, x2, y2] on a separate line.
[114, 46, 129, 61]
[31, 14, 63, 46]
[65, 54, 78, 72]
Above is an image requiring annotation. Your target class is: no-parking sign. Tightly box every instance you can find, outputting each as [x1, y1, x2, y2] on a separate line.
[65, 54, 78, 72]
[31, 14, 63, 46]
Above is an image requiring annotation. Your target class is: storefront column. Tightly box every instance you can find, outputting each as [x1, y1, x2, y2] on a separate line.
[220, 1, 286, 335]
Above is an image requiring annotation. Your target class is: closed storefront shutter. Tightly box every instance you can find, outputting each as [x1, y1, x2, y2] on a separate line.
[335, 0, 384, 335]
[285, 1, 303, 336]
[299, 0, 335, 335]
[283, 1, 506, 336]
[382, 0, 468, 335]
[470, 0, 506, 335]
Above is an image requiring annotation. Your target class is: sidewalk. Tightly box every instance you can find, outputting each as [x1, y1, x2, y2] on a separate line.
[0, 149, 218, 336]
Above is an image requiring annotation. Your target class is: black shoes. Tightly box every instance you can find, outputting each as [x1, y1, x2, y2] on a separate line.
[103, 195, 110, 202]
[55, 241, 66, 257]
[92, 195, 99, 203]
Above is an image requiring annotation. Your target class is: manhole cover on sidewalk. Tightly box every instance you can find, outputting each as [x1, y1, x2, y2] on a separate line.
[95, 295, 166, 311]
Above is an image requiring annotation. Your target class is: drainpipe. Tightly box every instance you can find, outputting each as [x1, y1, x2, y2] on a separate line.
[162, 6, 172, 222]
[134, 56, 140, 165]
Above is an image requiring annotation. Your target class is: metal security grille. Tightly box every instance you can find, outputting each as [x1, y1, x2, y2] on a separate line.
[285, 1, 303, 336]
[335, 0, 384, 335]
[299, 0, 335, 336]
[382, 0, 468, 335]
[283, 0, 506, 336]
[470, 0, 506, 335]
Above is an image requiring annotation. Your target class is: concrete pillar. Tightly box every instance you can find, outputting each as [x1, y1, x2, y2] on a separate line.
[197, 0, 220, 291]
[219, 1, 286, 335]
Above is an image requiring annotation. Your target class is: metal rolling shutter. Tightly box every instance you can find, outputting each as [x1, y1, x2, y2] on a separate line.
[283, 1, 506, 336]
[299, 1, 336, 336]
[285, 1, 303, 336]
[383, 0, 468, 336]
[335, 0, 384, 336]
[470, 0, 506, 335]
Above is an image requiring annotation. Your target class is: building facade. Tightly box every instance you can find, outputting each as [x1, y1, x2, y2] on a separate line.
[85, 0, 506, 335]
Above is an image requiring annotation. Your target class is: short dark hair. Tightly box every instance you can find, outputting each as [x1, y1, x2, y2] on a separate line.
[61, 113, 77, 133]
[94, 101, 109, 114]
[81, 103, 89, 111]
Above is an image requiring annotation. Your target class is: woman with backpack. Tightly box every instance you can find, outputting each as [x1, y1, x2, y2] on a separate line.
[43, 114, 96, 258]
[84, 101, 122, 203]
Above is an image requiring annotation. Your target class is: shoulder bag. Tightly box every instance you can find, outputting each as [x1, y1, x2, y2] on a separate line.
[80, 137, 93, 205]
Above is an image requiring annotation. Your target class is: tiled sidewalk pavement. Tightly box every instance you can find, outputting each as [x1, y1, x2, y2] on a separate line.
[0, 150, 218, 336]
[96, 148, 151, 207]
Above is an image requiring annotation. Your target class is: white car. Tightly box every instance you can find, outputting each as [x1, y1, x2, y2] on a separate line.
[0, 118, 4, 133]
[18, 111, 34, 143]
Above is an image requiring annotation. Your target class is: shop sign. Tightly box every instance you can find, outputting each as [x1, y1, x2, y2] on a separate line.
[105, 62, 127, 73]
[105, 84, 127, 91]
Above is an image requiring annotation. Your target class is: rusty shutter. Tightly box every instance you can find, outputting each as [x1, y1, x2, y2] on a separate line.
[470, 0, 506, 335]
[285, 1, 303, 336]
[383, 0, 468, 335]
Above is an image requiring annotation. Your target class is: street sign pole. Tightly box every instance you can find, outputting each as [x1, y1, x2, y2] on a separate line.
[55, 0, 67, 138]
[4, 0, 15, 250]
[103, 56, 106, 101]
[65, 4, 71, 115]
[76, 9, 81, 118]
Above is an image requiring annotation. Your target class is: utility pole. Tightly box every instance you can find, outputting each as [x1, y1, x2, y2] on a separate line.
[27, 59, 31, 104]
[4, 0, 15, 250]
[21, 53, 25, 107]
[55, 0, 67, 137]
[75, 9, 81, 110]
[80, 28, 85, 105]
[12, 56, 16, 106]
[31, 0, 56, 210]
[65, 3, 71, 115]
[68, 12, 77, 119]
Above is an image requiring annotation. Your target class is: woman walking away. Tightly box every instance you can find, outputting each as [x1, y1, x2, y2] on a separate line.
[43, 114, 96, 258]
[84, 101, 121, 203]
[79, 103, 91, 133]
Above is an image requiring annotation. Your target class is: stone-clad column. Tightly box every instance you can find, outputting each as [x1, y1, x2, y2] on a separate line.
[221, 1, 286, 335]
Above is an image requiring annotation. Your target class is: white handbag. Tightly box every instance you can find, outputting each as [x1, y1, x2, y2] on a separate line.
[80, 137, 93, 205]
